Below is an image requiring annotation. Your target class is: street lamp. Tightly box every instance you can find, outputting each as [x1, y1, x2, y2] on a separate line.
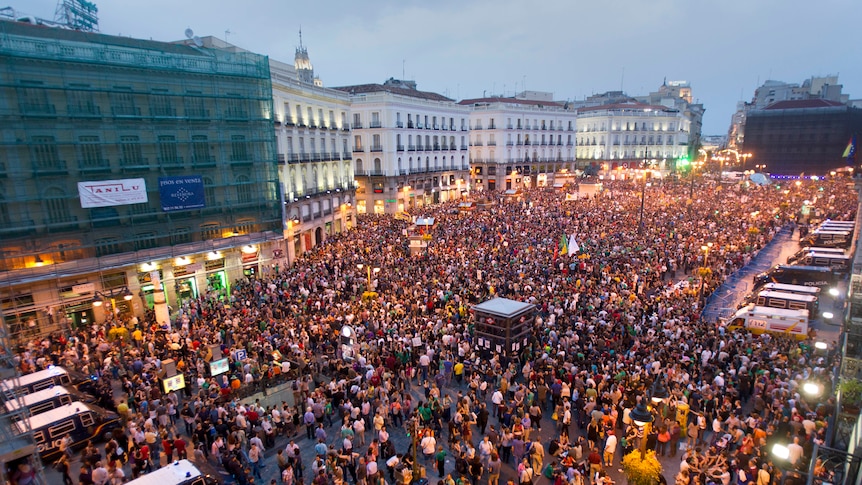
[356, 263, 380, 287]
[92, 287, 134, 307]
[698, 243, 714, 303]
[638, 170, 651, 234]
[630, 399, 654, 460]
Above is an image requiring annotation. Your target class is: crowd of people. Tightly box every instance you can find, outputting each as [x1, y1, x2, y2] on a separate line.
[10, 175, 856, 485]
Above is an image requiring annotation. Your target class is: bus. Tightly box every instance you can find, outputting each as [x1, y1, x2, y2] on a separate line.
[15, 402, 121, 461]
[125, 459, 217, 485]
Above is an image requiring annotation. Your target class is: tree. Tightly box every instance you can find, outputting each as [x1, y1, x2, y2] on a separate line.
[621, 450, 663, 485]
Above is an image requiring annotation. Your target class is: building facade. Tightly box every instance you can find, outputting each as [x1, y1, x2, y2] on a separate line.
[336, 79, 471, 214]
[575, 102, 694, 172]
[270, 55, 355, 260]
[458, 94, 577, 191]
[741, 99, 862, 174]
[0, 20, 283, 340]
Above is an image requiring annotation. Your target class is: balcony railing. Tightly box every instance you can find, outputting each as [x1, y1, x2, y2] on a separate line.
[407, 145, 417, 151]
[370, 121, 382, 128]
[461, 126, 468, 131]
[506, 141, 514, 146]
[489, 123, 496, 129]
[370, 145, 383, 152]
[433, 144, 440, 151]
[396, 121, 404, 128]
[487, 141, 497, 146]
[397, 145, 405, 151]
[352, 146, 365, 153]
[78, 158, 111, 171]
[460, 145, 468, 150]
[352, 122, 362, 129]
[407, 122, 415, 128]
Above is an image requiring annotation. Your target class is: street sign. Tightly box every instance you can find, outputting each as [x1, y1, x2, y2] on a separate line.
[235, 349, 247, 361]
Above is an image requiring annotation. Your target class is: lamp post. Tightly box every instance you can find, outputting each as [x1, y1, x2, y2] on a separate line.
[92, 286, 135, 317]
[698, 242, 714, 304]
[630, 376, 669, 459]
[638, 170, 651, 234]
[356, 263, 380, 288]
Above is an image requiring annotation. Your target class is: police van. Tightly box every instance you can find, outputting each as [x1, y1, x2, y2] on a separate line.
[816, 220, 855, 231]
[0, 366, 95, 400]
[125, 459, 217, 485]
[801, 230, 852, 248]
[16, 402, 121, 461]
[753, 265, 836, 290]
[787, 247, 845, 264]
[3, 386, 96, 419]
[794, 251, 851, 273]
[752, 290, 819, 316]
[726, 304, 810, 340]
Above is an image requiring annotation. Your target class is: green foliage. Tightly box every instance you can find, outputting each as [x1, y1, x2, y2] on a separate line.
[838, 378, 862, 407]
[621, 450, 663, 485]
[108, 327, 129, 343]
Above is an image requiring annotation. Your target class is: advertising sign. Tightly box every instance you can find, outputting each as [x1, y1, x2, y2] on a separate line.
[158, 176, 206, 212]
[78, 178, 147, 208]
[209, 358, 229, 376]
[162, 373, 185, 393]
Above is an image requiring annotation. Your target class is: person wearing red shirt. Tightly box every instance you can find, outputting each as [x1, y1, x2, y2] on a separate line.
[173, 437, 187, 460]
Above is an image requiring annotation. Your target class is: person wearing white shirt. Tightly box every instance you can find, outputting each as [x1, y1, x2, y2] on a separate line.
[787, 437, 804, 465]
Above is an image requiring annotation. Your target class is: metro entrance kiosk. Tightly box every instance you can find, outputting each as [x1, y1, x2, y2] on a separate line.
[472, 297, 535, 357]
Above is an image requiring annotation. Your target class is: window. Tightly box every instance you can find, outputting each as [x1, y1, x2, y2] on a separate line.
[43, 187, 72, 224]
[95, 237, 121, 257]
[225, 95, 247, 119]
[296, 105, 303, 124]
[203, 177, 216, 205]
[100, 271, 127, 289]
[31, 136, 63, 171]
[171, 227, 191, 244]
[184, 91, 207, 118]
[353, 113, 361, 128]
[307, 107, 313, 126]
[120, 136, 144, 167]
[67, 85, 98, 115]
[79, 412, 95, 428]
[200, 223, 220, 240]
[111, 87, 138, 116]
[18, 80, 52, 114]
[230, 135, 249, 162]
[0, 193, 9, 226]
[236, 175, 252, 204]
[48, 419, 76, 439]
[150, 89, 174, 117]
[134, 232, 158, 251]
[354, 135, 363, 151]
[192, 135, 212, 164]
[158, 135, 179, 164]
[78, 136, 106, 169]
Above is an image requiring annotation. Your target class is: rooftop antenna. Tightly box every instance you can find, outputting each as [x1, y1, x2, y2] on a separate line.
[224, 29, 231, 40]
[402, 59, 405, 80]
[299, 26, 303, 49]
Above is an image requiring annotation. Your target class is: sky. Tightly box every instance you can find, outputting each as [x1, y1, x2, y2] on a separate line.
[23, 0, 862, 135]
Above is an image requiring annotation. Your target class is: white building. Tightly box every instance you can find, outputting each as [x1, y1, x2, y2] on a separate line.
[576, 102, 693, 172]
[458, 93, 578, 191]
[270, 52, 355, 262]
[335, 79, 471, 214]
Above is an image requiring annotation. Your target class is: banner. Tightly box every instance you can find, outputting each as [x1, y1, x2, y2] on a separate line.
[158, 175, 206, 212]
[78, 178, 147, 208]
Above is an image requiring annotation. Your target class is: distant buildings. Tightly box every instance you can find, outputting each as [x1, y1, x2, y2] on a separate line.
[572, 81, 703, 172]
[732, 76, 862, 174]
[458, 92, 577, 191]
[335, 79, 471, 215]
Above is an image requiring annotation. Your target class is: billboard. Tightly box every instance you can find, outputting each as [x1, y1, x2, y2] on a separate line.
[161, 373, 185, 393]
[78, 178, 147, 208]
[209, 358, 229, 376]
[158, 176, 206, 212]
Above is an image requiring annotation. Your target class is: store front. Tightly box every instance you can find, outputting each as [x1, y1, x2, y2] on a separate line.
[205, 259, 228, 300]
[64, 303, 94, 331]
[241, 247, 259, 279]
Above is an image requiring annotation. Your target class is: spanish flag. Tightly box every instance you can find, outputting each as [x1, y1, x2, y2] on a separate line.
[843, 135, 856, 163]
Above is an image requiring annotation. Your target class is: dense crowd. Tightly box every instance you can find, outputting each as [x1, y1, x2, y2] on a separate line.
[11, 175, 856, 485]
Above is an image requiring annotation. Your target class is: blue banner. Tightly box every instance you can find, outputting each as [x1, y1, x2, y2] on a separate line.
[158, 175, 206, 212]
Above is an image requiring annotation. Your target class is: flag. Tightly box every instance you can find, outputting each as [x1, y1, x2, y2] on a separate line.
[843, 135, 856, 163]
[569, 234, 580, 255]
[559, 234, 568, 255]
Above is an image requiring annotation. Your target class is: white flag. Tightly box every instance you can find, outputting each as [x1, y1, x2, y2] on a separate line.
[568, 234, 579, 255]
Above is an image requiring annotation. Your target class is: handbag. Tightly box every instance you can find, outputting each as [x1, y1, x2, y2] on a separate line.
[551, 412, 558, 421]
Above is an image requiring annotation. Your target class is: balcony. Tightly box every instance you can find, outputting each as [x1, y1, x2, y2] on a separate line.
[441, 125, 448, 131]
[487, 141, 497, 146]
[342, 152, 352, 159]
[67, 105, 102, 118]
[277, 154, 286, 165]
[460, 145, 468, 150]
[461, 126, 468, 131]
[449, 125, 456, 131]
[370, 121, 382, 128]
[474, 124, 483, 130]
[356, 170, 386, 177]
[471, 141, 484, 147]
[397, 145, 405, 151]
[416, 145, 425, 151]
[352, 146, 365, 153]
[158, 156, 185, 170]
[283, 117, 295, 126]
[506, 141, 514, 146]
[21, 103, 57, 117]
[370, 145, 383, 152]
[342, 124, 350, 131]
[417, 123, 424, 129]
[329, 123, 339, 130]
[296, 118, 306, 127]
[120, 158, 150, 172]
[112, 106, 142, 117]
[78, 158, 111, 172]
[289, 154, 301, 163]
[433, 144, 440, 151]
[433, 124, 439, 130]
[407, 145, 417, 151]
[407, 122, 415, 128]
[489, 123, 496, 129]
[396, 121, 404, 128]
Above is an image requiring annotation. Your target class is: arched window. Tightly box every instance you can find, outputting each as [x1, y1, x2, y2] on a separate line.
[355, 158, 364, 173]
[373, 158, 382, 173]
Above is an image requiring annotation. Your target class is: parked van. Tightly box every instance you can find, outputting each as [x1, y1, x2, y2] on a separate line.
[4, 385, 98, 419]
[801, 230, 851, 248]
[752, 291, 819, 315]
[16, 402, 120, 461]
[756, 283, 821, 298]
[794, 251, 851, 273]
[787, 247, 845, 264]
[0, 366, 95, 400]
[125, 459, 218, 485]
[753, 265, 836, 290]
[725, 304, 810, 339]
[817, 220, 855, 231]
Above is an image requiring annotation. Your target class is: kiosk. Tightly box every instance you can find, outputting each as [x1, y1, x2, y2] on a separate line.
[472, 298, 535, 357]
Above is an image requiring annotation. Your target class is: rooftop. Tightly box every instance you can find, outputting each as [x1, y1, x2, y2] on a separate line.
[458, 97, 565, 108]
[333, 83, 452, 102]
[577, 102, 675, 114]
[472, 298, 535, 318]
[763, 99, 847, 110]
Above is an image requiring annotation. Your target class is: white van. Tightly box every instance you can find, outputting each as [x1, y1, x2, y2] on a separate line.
[796, 251, 851, 273]
[726, 304, 809, 340]
[787, 247, 845, 264]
